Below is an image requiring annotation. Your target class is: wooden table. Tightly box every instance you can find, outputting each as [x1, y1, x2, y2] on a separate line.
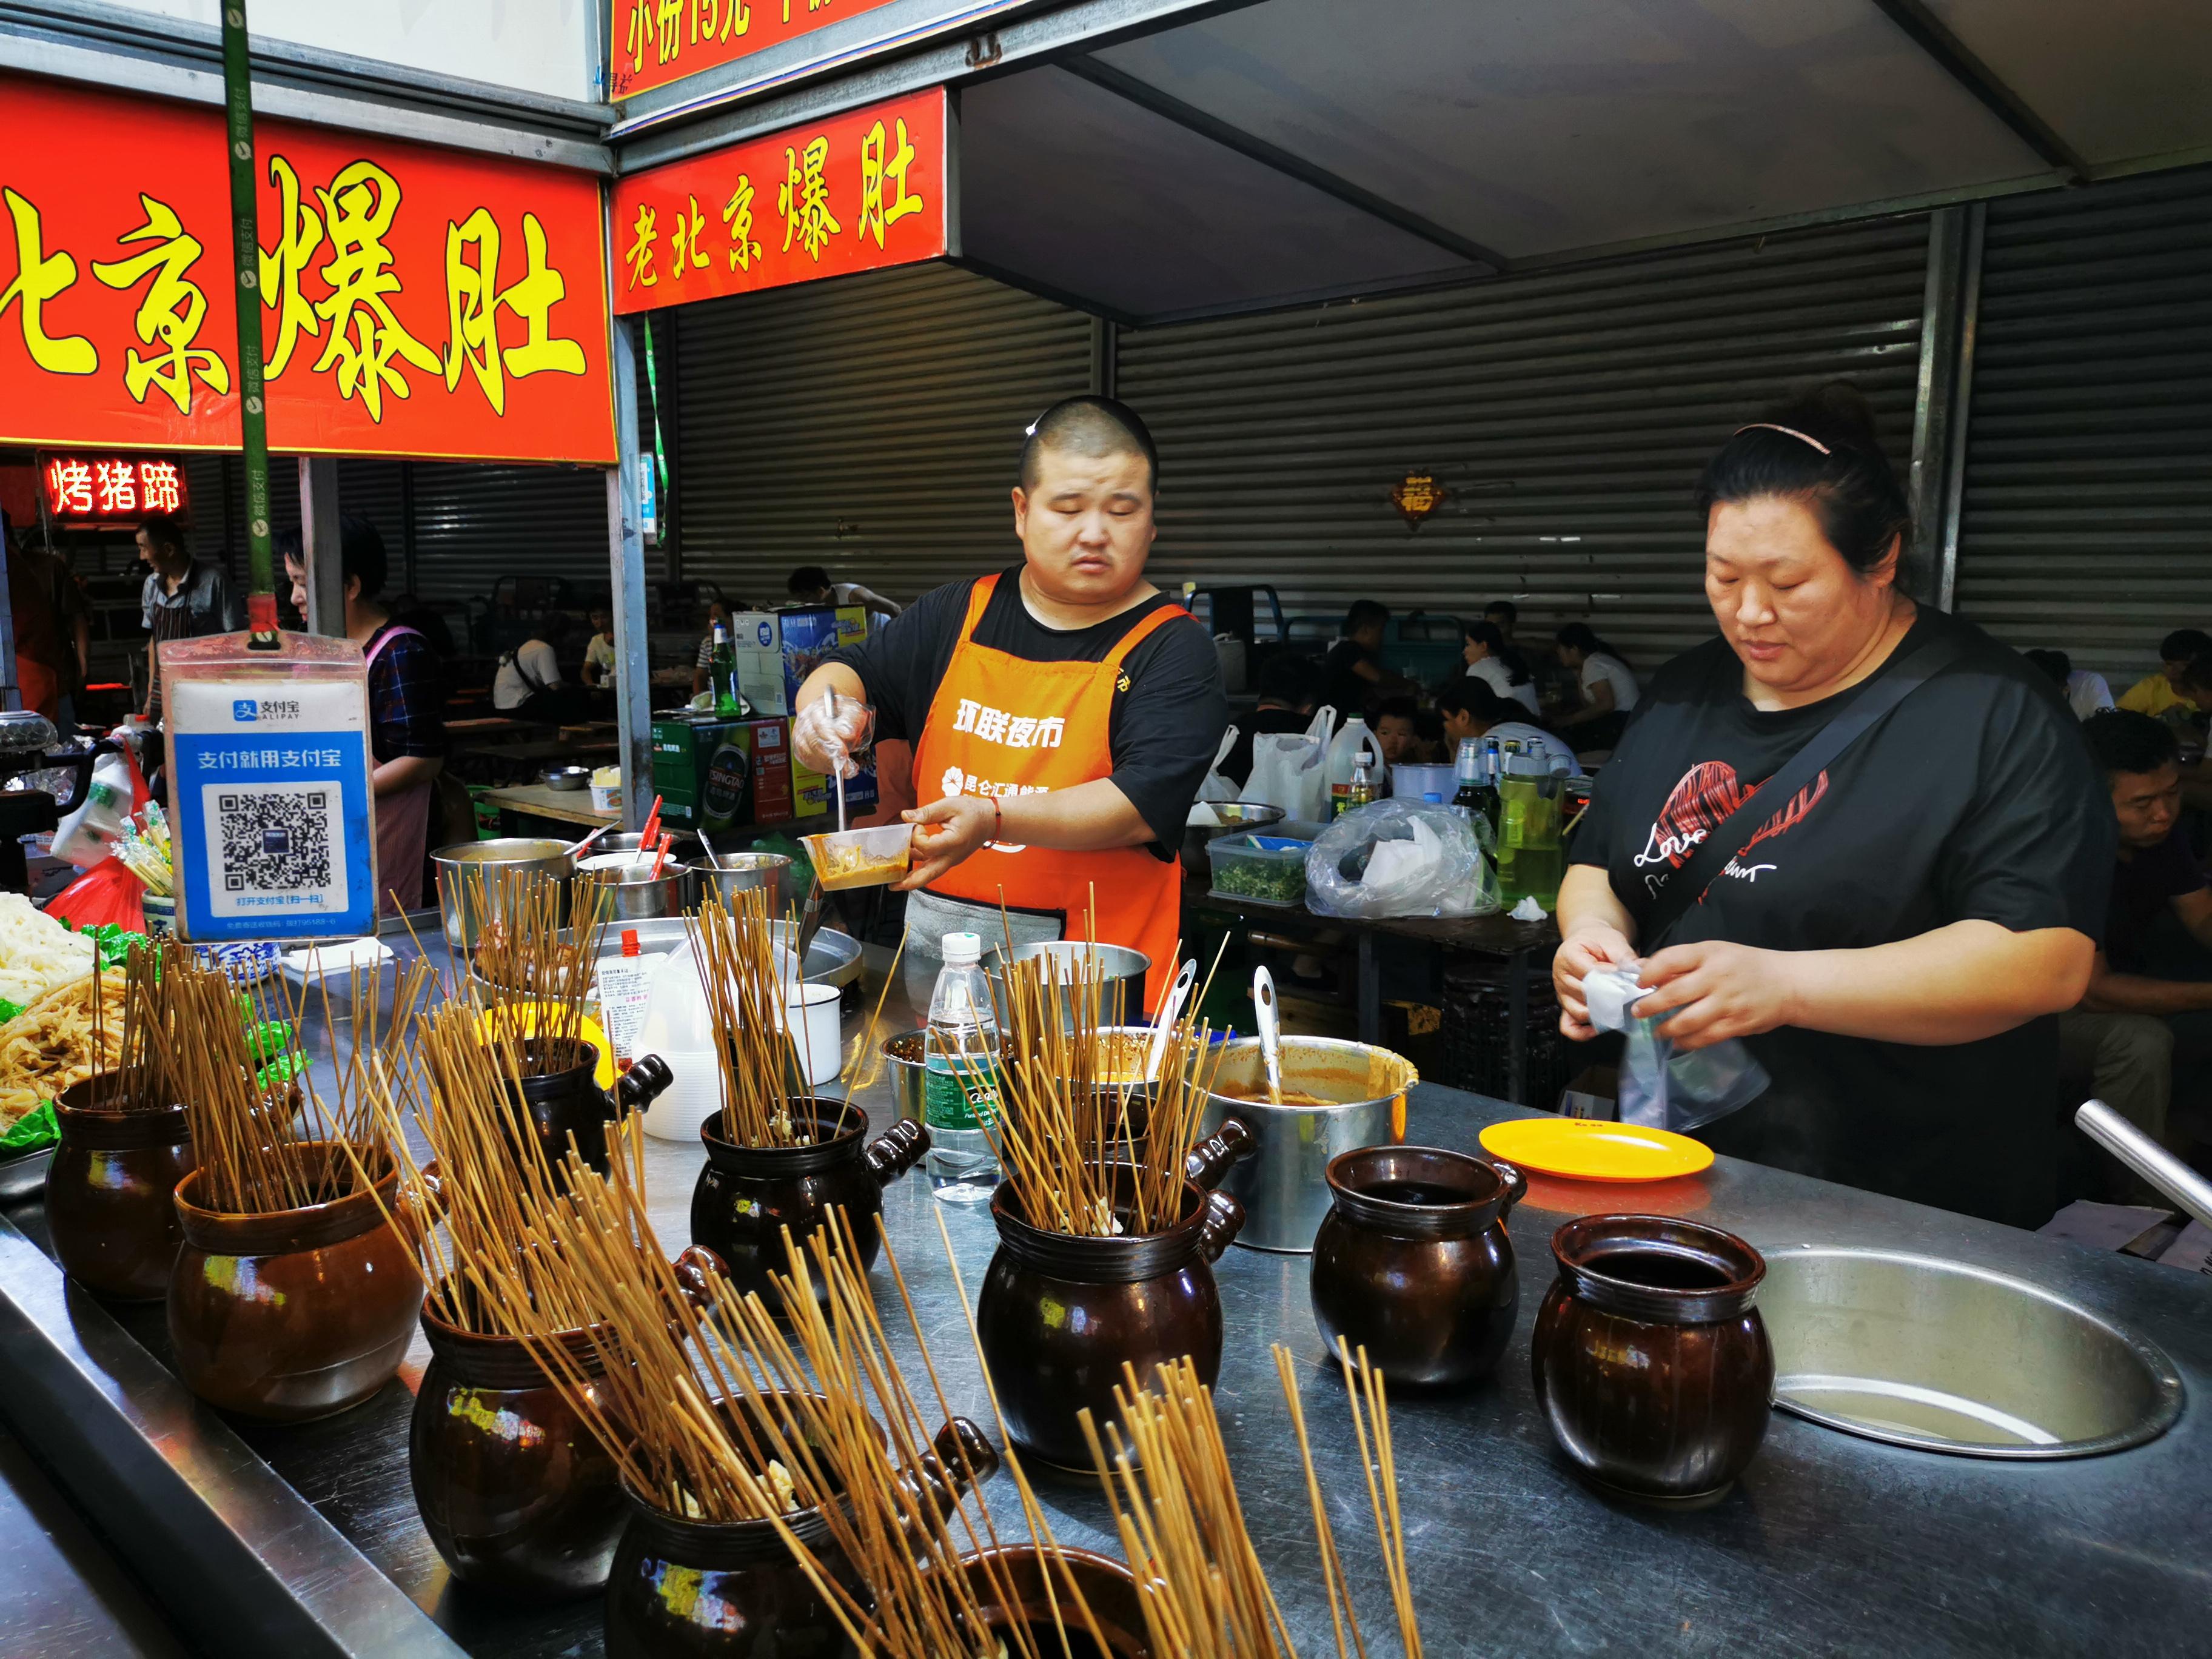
[1187, 881, 1560, 1102]
[479, 782, 617, 833]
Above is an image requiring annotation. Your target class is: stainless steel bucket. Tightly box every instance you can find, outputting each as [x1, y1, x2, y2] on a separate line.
[883, 1029, 926, 1124]
[1198, 1036, 1417, 1253]
[689, 851, 792, 916]
[986, 940, 1150, 1029]
[430, 838, 575, 953]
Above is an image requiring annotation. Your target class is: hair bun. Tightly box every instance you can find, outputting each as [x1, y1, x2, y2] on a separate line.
[1764, 380, 1883, 454]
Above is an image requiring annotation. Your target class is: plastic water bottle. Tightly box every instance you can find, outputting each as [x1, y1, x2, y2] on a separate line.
[923, 931, 1002, 1202]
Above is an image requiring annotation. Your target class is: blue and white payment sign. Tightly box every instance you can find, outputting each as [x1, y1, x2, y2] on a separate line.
[166, 677, 377, 941]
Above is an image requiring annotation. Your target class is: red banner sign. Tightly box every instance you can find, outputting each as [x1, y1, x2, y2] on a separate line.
[611, 0, 902, 99]
[611, 88, 948, 315]
[0, 75, 615, 465]
[41, 453, 189, 521]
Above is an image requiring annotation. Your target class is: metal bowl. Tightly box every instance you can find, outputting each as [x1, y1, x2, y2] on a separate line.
[884, 1029, 926, 1124]
[574, 852, 692, 922]
[985, 939, 1150, 1030]
[430, 838, 575, 953]
[541, 765, 593, 793]
[1758, 1246, 2184, 1458]
[689, 851, 792, 916]
[1198, 1035, 1418, 1253]
[1182, 800, 1287, 877]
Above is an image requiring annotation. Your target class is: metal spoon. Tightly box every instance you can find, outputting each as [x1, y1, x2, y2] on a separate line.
[1144, 959, 1199, 1084]
[821, 691, 848, 835]
[1253, 965, 1284, 1105]
[2077, 1099, 2212, 1236]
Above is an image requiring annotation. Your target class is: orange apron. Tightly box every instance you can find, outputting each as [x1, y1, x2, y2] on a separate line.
[911, 574, 1183, 1011]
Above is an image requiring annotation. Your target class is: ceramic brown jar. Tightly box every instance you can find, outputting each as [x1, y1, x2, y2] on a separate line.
[1310, 1145, 1526, 1387]
[689, 1102, 928, 1305]
[1530, 1213, 1774, 1504]
[45, 1076, 193, 1301]
[167, 1145, 423, 1423]
[510, 1037, 672, 1182]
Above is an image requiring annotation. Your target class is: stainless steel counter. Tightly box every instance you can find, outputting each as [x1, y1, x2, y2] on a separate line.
[1, 947, 2208, 1657]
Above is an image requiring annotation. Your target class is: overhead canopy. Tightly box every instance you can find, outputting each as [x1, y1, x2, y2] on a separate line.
[953, 0, 2212, 322]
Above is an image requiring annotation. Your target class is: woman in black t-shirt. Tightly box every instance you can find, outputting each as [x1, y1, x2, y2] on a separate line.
[1557, 386, 2112, 1227]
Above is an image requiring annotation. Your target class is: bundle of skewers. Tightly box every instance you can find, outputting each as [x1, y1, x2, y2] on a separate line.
[982, 934, 1225, 1237]
[463, 864, 611, 1076]
[687, 887, 816, 1147]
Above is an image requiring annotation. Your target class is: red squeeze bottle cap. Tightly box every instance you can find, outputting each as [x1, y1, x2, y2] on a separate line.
[246, 592, 280, 634]
[622, 928, 640, 957]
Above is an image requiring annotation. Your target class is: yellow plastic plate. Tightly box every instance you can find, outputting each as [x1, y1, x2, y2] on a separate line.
[476, 1007, 617, 1090]
[1478, 1117, 1714, 1182]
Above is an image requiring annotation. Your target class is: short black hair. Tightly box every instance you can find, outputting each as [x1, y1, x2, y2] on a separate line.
[2159, 629, 2212, 662]
[1019, 396, 1159, 494]
[786, 565, 832, 595]
[1695, 381, 1911, 581]
[1254, 654, 1317, 710]
[1342, 600, 1389, 637]
[2023, 648, 2072, 689]
[280, 514, 389, 599]
[1483, 599, 1517, 625]
[2082, 709, 2179, 778]
[1374, 695, 1419, 727]
[138, 511, 189, 555]
[1435, 678, 1513, 725]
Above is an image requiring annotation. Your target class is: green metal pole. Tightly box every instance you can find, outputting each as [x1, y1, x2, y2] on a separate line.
[219, 2, 281, 648]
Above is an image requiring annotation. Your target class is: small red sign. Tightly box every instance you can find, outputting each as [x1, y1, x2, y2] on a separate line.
[611, 88, 949, 315]
[41, 453, 189, 521]
[611, 0, 903, 100]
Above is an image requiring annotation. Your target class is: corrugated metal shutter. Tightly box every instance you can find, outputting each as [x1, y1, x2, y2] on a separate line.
[407, 463, 620, 606]
[675, 262, 1094, 605]
[1952, 166, 2212, 689]
[1119, 216, 1930, 669]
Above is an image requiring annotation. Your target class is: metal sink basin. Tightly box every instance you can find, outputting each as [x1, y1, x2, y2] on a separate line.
[1758, 1247, 2184, 1459]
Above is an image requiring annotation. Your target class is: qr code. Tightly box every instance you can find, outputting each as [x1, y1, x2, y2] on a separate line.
[206, 787, 343, 916]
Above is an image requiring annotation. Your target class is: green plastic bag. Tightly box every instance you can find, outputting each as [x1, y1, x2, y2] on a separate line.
[0, 1100, 60, 1157]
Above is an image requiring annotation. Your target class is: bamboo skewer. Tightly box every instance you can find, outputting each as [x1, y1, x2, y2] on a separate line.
[687, 889, 807, 1147]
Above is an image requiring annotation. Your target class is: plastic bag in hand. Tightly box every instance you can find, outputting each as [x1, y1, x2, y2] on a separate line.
[1305, 798, 1498, 919]
[1584, 965, 1771, 1133]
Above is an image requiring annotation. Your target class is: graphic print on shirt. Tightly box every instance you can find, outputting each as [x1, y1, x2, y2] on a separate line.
[1632, 760, 1830, 898]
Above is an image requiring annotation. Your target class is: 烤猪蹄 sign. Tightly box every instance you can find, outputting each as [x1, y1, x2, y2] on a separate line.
[610, 0, 903, 99]
[41, 454, 189, 521]
[0, 74, 615, 465]
[611, 88, 950, 315]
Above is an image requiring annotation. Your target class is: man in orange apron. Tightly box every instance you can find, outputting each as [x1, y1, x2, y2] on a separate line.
[791, 397, 1228, 1011]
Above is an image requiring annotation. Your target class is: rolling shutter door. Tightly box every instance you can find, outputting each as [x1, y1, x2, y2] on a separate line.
[674, 262, 1094, 605]
[406, 463, 620, 606]
[1118, 216, 1929, 670]
[1952, 167, 2212, 688]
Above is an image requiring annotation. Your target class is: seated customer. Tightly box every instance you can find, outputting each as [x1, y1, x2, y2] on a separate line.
[2025, 648, 2113, 721]
[788, 564, 900, 622]
[1222, 655, 1319, 788]
[1460, 620, 1540, 716]
[1436, 680, 1582, 776]
[691, 600, 732, 699]
[2117, 628, 2212, 719]
[493, 630, 585, 722]
[1373, 696, 1424, 769]
[1552, 622, 1639, 750]
[2060, 712, 2212, 1173]
[1322, 600, 1418, 717]
[1483, 598, 1520, 644]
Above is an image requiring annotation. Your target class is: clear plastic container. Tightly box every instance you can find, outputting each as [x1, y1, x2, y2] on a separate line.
[923, 931, 1001, 1203]
[1208, 833, 1312, 907]
[802, 822, 914, 890]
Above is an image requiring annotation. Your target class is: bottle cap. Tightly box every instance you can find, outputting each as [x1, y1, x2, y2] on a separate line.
[942, 931, 982, 965]
[1424, 792, 1443, 803]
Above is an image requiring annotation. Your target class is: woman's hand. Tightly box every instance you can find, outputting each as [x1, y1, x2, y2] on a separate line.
[897, 797, 996, 890]
[1553, 920, 1637, 1040]
[1633, 941, 1799, 1050]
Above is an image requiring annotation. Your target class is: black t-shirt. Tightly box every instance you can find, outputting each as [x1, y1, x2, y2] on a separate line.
[825, 569, 1228, 854]
[1572, 606, 2113, 1228]
[1321, 638, 1378, 718]
[2105, 828, 2205, 971]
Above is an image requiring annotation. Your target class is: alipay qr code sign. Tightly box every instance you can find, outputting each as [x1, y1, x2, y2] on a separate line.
[167, 677, 375, 941]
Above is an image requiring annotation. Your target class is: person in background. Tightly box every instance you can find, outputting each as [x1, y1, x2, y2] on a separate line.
[2117, 629, 2212, 720]
[3, 509, 87, 727]
[2061, 712, 2212, 1184]
[692, 599, 731, 699]
[387, 594, 456, 659]
[1373, 697, 1423, 769]
[2025, 648, 2114, 721]
[1223, 654, 1318, 788]
[787, 565, 901, 622]
[1552, 621, 1639, 749]
[1483, 598, 1520, 643]
[1322, 600, 1418, 719]
[282, 518, 446, 914]
[1460, 618, 1540, 716]
[492, 628, 580, 722]
[581, 604, 620, 697]
[138, 511, 242, 721]
[1413, 706, 1448, 764]
[1436, 680, 1583, 776]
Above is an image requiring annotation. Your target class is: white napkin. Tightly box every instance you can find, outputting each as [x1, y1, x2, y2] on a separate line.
[1583, 965, 1651, 1034]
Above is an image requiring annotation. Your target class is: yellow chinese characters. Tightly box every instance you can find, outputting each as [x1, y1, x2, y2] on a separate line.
[1, 187, 96, 376]
[857, 117, 924, 250]
[722, 175, 763, 272]
[779, 137, 840, 262]
[669, 195, 709, 281]
[444, 210, 588, 415]
[260, 156, 326, 377]
[91, 194, 231, 415]
[626, 205, 659, 290]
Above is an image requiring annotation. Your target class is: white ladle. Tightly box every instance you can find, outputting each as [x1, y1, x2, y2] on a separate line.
[1253, 965, 1284, 1105]
[1143, 959, 1199, 1084]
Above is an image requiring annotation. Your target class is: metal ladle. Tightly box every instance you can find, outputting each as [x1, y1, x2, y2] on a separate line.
[1253, 965, 1284, 1105]
[2076, 1099, 2212, 1240]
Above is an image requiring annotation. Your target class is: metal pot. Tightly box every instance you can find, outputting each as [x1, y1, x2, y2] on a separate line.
[883, 1029, 927, 1124]
[985, 940, 1150, 1030]
[1180, 800, 1287, 878]
[688, 850, 792, 916]
[431, 838, 575, 954]
[574, 851, 692, 922]
[1197, 1034, 1417, 1253]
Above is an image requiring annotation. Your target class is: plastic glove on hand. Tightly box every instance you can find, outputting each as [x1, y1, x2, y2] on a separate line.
[791, 694, 874, 779]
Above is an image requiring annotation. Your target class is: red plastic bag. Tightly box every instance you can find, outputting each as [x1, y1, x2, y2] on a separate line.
[44, 857, 147, 934]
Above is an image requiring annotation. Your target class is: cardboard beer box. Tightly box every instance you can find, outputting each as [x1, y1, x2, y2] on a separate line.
[727, 605, 870, 718]
[725, 611, 788, 718]
[742, 716, 796, 826]
[651, 713, 754, 832]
